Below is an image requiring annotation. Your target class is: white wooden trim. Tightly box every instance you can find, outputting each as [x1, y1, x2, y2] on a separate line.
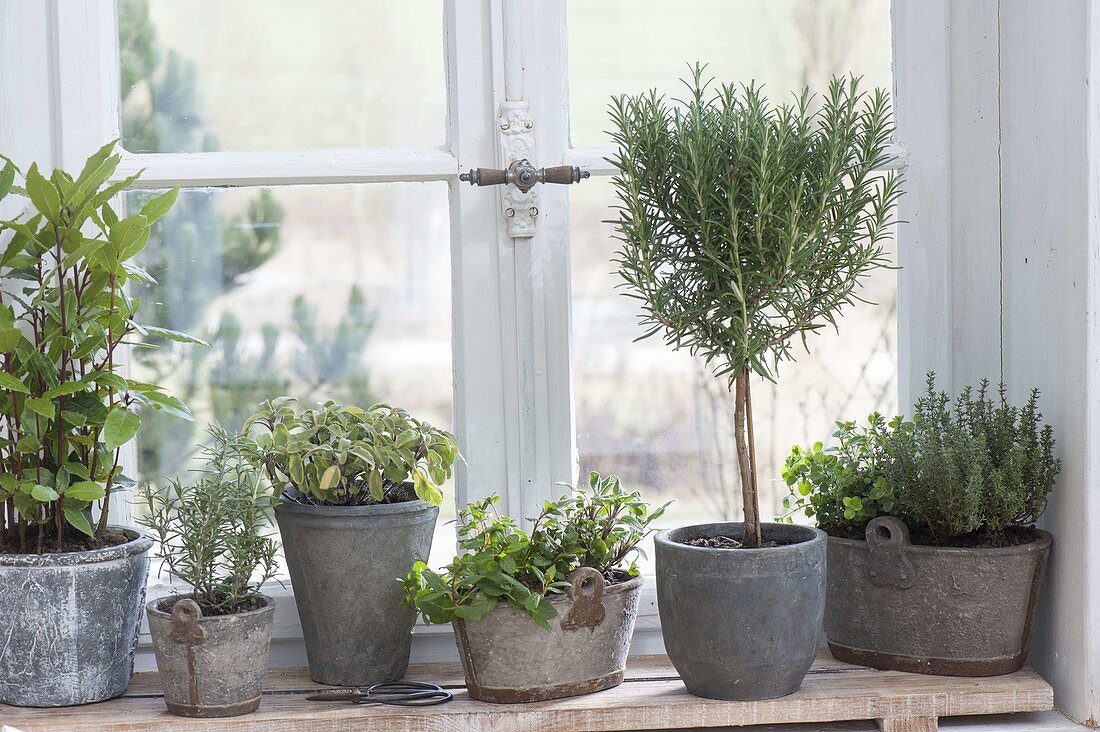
[115, 149, 459, 188]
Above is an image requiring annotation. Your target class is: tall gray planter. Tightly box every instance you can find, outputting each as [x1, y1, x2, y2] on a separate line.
[655, 521, 826, 701]
[0, 528, 152, 707]
[147, 594, 275, 717]
[826, 516, 1052, 676]
[276, 499, 438, 686]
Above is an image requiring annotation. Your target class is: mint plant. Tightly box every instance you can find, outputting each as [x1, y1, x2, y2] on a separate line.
[403, 472, 667, 630]
[0, 141, 202, 553]
[608, 66, 902, 546]
[138, 426, 278, 615]
[244, 398, 458, 506]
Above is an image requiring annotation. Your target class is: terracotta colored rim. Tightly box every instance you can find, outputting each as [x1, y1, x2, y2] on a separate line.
[275, 498, 435, 518]
[165, 695, 262, 718]
[826, 528, 1053, 557]
[0, 527, 152, 567]
[146, 593, 276, 622]
[828, 641, 1027, 677]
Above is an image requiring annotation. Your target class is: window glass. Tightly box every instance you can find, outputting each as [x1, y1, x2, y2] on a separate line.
[568, 0, 892, 147]
[117, 0, 446, 152]
[126, 183, 456, 567]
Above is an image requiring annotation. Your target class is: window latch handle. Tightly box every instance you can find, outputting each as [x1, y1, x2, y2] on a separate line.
[460, 159, 589, 193]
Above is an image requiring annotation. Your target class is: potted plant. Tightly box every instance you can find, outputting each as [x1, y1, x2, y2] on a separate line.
[138, 426, 279, 718]
[608, 66, 903, 700]
[783, 374, 1058, 676]
[0, 142, 201, 707]
[403, 472, 666, 703]
[245, 397, 458, 686]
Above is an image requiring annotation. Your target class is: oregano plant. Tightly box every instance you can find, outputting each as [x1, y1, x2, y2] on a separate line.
[608, 66, 902, 546]
[0, 140, 205, 553]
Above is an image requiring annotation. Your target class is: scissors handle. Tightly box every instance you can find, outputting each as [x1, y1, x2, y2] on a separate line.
[366, 681, 452, 707]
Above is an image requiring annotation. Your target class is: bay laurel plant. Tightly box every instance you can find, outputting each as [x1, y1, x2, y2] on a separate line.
[244, 398, 459, 506]
[138, 426, 278, 615]
[403, 472, 668, 630]
[783, 374, 1061, 545]
[608, 65, 902, 546]
[0, 141, 203, 553]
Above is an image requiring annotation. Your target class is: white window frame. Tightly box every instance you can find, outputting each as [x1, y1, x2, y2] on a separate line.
[4, 2, 1096, 725]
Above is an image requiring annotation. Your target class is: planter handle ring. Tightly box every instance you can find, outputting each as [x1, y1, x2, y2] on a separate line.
[169, 598, 207, 646]
[864, 517, 916, 589]
[561, 567, 606, 631]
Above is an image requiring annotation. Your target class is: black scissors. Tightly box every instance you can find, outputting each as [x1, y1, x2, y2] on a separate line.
[306, 680, 453, 707]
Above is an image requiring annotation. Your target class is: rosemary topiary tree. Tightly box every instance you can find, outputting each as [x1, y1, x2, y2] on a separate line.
[608, 66, 902, 547]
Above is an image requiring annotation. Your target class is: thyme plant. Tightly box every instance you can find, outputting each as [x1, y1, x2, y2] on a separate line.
[0, 142, 202, 553]
[609, 66, 902, 546]
[138, 426, 278, 615]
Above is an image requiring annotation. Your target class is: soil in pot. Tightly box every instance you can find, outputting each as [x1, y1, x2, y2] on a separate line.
[454, 567, 642, 703]
[656, 521, 826, 701]
[148, 594, 276, 718]
[825, 516, 1051, 676]
[0, 528, 152, 707]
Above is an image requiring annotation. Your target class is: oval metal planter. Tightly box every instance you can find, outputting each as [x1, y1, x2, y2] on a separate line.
[826, 516, 1052, 676]
[453, 567, 642, 703]
[276, 498, 438, 686]
[655, 521, 827, 701]
[147, 595, 275, 717]
[0, 528, 152, 707]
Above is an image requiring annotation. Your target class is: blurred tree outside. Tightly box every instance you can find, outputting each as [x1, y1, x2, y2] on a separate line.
[119, 0, 378, 485]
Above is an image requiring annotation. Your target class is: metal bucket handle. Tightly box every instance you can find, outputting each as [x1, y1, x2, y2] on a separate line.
[560, 567, 606, 631]
[865, 516, 915, 589]
[167, 597, 207, 710]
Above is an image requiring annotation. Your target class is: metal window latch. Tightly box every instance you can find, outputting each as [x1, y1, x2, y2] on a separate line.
[460, 160, 590, 193]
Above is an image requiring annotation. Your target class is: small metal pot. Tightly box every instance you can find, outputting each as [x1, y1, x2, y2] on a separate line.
[147, 594, 275, 718]
[655, 521, 827, 701]
[453, 567, 642, 703]
[0, 528, 152, 707]
[276, 498, 438, 686]
[826, 516, 1052, 676]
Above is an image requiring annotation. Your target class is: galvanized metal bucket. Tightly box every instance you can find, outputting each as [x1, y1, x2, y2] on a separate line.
[826, 516, 1052, 676]
[453, 567, 642, 703]
[0, 528, 152, 707]
[147, 594, 275, 717]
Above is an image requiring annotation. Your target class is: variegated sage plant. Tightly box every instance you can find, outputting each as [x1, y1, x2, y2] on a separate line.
[0, 141, 204, 553]
[609, 67, 903, 546]
[244, 398, 459, 506]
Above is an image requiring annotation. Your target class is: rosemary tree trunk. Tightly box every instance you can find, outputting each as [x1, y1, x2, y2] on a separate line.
[734, 368, 763, 547]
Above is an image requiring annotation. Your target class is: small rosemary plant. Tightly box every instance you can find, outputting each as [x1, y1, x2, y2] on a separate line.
[609, 65, 902, 546]
[138, 426, 278, 615]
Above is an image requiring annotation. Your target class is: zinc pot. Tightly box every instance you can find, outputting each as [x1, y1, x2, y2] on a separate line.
[147, 594, 275, 717]
[826, 516, 1052, 676]
[276, 499, 438, 686]
[453, 567, 642, 703]
[0, 528, 152, 707]
[655, 521, 826, 701]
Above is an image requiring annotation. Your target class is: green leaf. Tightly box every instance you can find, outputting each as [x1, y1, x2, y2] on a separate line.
[65, 481, 105, 502]
[139, 188, 179, 224]
[26, 396, 55, 419]
[139, 389, 194, 421]
[30, 484, 59, 502]
[64, 505, 95, 537]
[0, 371, 29, 394]
[43, 381, 89, 400]
[137, 325, 211, 347]
[25, 163, 61, 222]
[102, 407, 140, 449]
[319, 464, 341, 491]
[368, 469, 383, 502]
[412, 469, 443, 506]
[0, 162, 15, 200]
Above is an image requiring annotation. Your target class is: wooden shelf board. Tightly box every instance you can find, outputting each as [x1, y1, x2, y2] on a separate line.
[0, 650, 1053, 732]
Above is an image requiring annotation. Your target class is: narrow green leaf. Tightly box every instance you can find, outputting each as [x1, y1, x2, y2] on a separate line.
[65, 481, 106, 501]
[26, 396, 55, 419]
[25, 163, 61, 222]
[0, 371, 29, 394]
[30, 484, 59, 502]
[139, 188, 179, 225]
[64, 505, 95, 537]
[101, 407, 140, 449]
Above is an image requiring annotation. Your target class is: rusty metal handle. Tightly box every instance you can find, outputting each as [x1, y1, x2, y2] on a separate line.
[460, 160, 589, 194]
[560, 567, 606, 631]
[168, 598, 207, 645]
[539, 165, 590, 186]
[865, 517, 915, 589]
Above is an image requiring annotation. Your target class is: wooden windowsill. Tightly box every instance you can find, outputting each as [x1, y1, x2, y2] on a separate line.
[0, 650, 1053, 731]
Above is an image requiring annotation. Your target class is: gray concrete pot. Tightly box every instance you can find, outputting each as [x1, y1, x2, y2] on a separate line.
[147, 594, 275, 717]
[276, 498, 437, 686]
[826, 516, 1052, 676]
[655, 521, 826, 701]
[453, 567, 642, 703]
[0, 528, 152, 707]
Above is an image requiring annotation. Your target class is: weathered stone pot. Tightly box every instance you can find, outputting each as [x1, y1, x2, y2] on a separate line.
[276, 499, 437, 686]
[655, 521, 826, 701]
[826, 516, 1052, 676]
[0, 528, 152, 707]
[453, 567, 642, 703]
[147, 595, 275, 717]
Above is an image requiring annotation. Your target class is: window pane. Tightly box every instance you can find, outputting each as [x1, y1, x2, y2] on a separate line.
[569, 179, 897, 563]
[567, 0, 892, 147]
[127, 183, 456, 567]
[118, 0, 446, 152]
